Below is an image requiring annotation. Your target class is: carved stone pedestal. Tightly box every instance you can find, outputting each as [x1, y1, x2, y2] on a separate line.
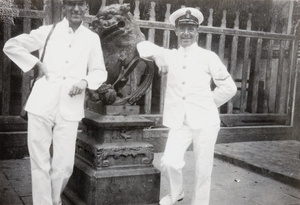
[63, 109, 161, 205]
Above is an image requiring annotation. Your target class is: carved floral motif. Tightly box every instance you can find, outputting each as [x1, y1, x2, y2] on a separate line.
[94, 145, 154, 168]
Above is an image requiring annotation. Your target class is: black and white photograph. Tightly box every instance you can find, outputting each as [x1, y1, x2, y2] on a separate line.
[0, 0, 299, 204]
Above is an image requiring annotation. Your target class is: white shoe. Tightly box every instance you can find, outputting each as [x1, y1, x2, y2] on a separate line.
[159, 192, 184, 205]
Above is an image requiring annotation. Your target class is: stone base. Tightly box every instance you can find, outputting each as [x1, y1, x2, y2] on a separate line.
[63, 157, 160, 205]
[64, 111, 160, 204]
[86, 101, 140, 116]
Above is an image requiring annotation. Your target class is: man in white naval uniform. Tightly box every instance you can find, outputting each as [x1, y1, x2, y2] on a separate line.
[137, 7, 237, 205]
[3, 0, 107, 204]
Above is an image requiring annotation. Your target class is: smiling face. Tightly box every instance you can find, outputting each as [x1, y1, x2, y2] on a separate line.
[175, 24, 199, 48]
[63, 0, 87, 30]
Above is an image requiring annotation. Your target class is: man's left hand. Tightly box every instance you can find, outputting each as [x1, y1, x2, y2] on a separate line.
[69, 79, 88, 97]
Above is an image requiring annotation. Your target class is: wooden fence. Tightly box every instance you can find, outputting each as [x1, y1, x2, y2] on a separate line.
[84, 0, 300, 128]
[0, 0, 53, 116]
[1, 0, 300, 140]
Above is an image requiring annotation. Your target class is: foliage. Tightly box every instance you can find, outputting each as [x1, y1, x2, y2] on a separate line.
[0, 0, 19, 25]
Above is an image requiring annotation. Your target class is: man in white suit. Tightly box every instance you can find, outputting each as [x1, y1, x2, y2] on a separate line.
[137, 7, 237, 205]
[3, 0, 107, 204]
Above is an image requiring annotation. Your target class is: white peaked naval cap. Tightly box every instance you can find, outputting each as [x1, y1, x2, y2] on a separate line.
[169, 7, 204, 26]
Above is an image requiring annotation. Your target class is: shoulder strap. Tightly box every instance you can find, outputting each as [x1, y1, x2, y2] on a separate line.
[31, 23, 56, 87]
[40, 23, 56, 62]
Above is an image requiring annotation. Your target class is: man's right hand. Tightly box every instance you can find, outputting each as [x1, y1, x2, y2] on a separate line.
[153, 56, 169, 76]
[35, 61, 49, 80]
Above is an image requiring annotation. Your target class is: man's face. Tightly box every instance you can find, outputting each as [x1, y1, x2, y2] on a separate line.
[63, 0, 87, 27]
[175, 24, 199, 48]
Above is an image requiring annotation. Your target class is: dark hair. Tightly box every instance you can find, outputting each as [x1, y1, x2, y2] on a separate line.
[63, 0, 86, 5]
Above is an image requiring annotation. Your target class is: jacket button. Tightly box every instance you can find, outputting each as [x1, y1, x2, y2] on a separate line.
[182, 97, 186, 100]
[183, 66, 186, 69]
[182, 81, 185, 85]
[63, 77, 66, 80]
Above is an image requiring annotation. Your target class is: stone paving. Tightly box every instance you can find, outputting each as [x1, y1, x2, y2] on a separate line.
[214, 140, 300, 188]
[1, 140, 300, 205]
[157, 151, 300, 205]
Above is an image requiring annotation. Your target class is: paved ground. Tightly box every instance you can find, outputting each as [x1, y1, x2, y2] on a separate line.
[0, 140, 300, 205]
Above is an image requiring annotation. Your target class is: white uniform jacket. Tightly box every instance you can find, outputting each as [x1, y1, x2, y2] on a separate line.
[137, 41, 237, 129]
[3, 18, 107, 121]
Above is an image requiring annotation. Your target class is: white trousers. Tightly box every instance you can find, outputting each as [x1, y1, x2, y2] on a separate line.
[161, 123, 219, 205]
[27, 110, 79, 205]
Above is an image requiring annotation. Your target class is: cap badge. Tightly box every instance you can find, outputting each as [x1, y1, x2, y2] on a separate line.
[185, 10, 191, 19]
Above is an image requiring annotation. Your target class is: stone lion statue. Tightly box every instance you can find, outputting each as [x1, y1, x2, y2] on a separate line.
[89, 3, 154, 106]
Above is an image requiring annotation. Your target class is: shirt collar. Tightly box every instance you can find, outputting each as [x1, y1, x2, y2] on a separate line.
[178, 42, 198, 53]
[62, 17, 84, 33]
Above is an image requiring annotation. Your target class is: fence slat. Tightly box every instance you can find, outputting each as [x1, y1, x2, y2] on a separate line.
[264, 15, 277, 113]
[205, 8, 213, 50]
[281, 39, 293, 114]
[240, 14, 252, 113]
[251, 38, 263, 113]
[2, 22, 12, 115]
[227, 12, 240, 113]
[159, 3, 171, 114]
[21, 0, 33, 108]
[43, 0, 52, 24]
[240, 38, 250, 112]
[286, 21, 300, 126]
[134, 0, 140, 19]
[23, 0, 32, 33]
[130, 1, 141, 94]
[148, 2, 156, 42]
[264, 39, 274, 113]
[277, 19, 290, 114]
[144, 2, 156, 114]
[275, 40, 286, 113]
[218, 10, 226, 61]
